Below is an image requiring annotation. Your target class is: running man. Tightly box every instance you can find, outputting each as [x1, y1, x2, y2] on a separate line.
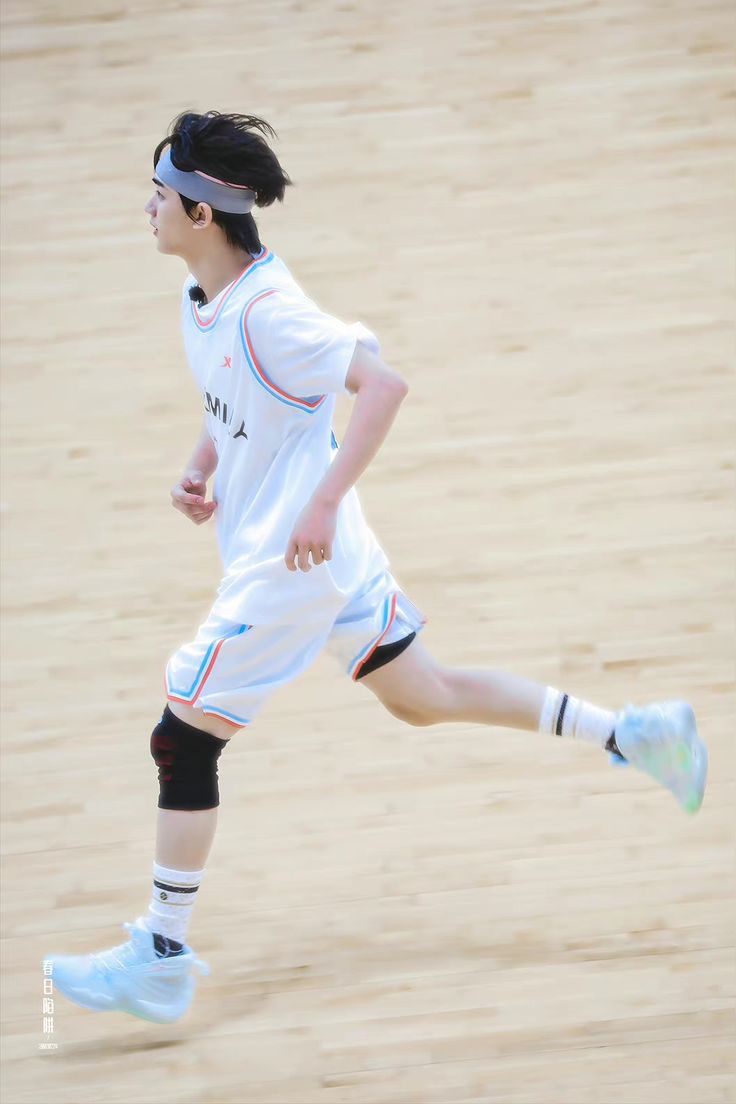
[46, 111, 708, 1024]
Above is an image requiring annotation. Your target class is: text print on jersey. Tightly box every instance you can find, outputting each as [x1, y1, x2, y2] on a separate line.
[204, 391, 248, 440]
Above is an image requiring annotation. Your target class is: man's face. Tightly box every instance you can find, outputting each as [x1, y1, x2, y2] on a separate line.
[144, 177, 199, 256]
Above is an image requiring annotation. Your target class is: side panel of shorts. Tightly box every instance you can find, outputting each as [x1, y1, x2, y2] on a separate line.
[165, 611, 332, 729]
[326, 569, 427, 680]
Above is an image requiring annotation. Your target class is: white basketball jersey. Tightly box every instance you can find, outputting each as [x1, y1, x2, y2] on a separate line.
[180, 245, 389, 626]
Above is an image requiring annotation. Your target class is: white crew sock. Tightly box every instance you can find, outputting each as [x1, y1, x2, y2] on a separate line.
[540, 687, 616, 748]
[144, 862, 204, 947]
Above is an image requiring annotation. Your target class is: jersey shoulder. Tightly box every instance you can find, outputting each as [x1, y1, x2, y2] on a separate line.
[230, 251, 303, 308]
[230, 252, 315, 337]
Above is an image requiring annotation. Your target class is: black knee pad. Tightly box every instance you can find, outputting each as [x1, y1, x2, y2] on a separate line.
[150, 706, 229, 810]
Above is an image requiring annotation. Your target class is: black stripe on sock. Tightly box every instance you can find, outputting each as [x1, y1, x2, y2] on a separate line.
[152, 933, 185, 957]
[153, 880, 199, 894]
[605, 731, 626, 760]
[555, 694, 569, 737]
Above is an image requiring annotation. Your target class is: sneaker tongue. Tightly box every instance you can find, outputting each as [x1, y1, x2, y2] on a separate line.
[130, 919, 155, 946]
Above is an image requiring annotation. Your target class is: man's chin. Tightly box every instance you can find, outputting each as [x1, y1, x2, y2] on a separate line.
[155, 238, 183, 258]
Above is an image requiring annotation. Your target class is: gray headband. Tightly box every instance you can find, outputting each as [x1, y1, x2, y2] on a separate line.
[155, 146, 256, 214]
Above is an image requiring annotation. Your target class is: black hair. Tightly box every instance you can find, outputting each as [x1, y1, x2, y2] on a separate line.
[153, 110, 292, 255]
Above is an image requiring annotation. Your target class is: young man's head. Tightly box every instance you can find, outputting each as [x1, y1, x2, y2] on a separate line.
[145, 111, 291, 261]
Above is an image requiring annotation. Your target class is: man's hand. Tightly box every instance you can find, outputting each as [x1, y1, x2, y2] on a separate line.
[285, 495, 338, 572]
[171, 469, 217, 526]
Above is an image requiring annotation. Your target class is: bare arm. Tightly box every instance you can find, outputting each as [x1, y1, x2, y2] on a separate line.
[285, 341, 409, 571]
[316, 341, 409, 507]
[171, 417, 219, 525]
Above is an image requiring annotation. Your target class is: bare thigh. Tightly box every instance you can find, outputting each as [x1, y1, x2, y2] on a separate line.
[168, 699, 241, 742]
[358, 636, 453, 725]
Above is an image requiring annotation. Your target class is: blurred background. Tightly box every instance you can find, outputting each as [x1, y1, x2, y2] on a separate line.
[1, 2, 734, 1102]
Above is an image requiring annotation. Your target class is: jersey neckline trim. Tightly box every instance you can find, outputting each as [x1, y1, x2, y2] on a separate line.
[189, 246, 274, 332]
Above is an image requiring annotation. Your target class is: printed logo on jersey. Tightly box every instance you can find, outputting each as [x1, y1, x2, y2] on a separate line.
[220, 356, 232, 369]
[204, 391, 248, 440]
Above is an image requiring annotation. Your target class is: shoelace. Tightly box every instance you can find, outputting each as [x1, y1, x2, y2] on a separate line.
[91, 922, 140, 973]
[91, 922, 210, 976]
[617, 705, 692, 780]
[609, 706, 665, 767]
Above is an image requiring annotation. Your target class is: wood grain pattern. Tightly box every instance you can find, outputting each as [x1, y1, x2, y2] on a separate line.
[1, 1, 734, 1101]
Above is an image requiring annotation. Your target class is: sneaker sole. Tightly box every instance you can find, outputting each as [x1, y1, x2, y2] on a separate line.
[52, 973, 191, 1023]
[661, 702, 707, 814]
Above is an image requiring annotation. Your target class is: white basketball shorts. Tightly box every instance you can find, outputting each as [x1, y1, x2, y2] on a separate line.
[164, 569, 427, 729]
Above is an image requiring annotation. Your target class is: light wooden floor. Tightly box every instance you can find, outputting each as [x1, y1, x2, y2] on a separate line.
[1, 2, 734, 1102]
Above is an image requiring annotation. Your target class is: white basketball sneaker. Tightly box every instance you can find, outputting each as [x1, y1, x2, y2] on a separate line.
[609, 700, 707, 814]
[45, 917, 209, 1024]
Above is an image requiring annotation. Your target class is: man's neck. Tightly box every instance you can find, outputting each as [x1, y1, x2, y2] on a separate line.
[187, 245, 255, 305]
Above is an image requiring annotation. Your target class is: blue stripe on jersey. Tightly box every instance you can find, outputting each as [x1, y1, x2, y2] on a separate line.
[239, 291, 327, 414]
[168, 624, 250, 700]
[348, 595, 393, 676]
[201, 705, 251, 726]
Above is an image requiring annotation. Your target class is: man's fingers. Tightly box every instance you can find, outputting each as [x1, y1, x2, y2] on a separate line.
[297, 544, 312, 572]
[173, 489, 205, 506]
[284, 540, 298, 571]
[285, 539, 332, 571]
[181, 475, 206, 493]
[173, 497, 216, 522]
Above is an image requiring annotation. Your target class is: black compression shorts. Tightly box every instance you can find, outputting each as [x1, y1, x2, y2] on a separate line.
[354, 632, 416, 680]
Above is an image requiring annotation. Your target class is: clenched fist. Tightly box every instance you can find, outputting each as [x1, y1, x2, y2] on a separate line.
[171, 469, 217, 526]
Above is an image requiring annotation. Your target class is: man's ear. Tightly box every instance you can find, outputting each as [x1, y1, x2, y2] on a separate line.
[191, 202, 213, 228]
